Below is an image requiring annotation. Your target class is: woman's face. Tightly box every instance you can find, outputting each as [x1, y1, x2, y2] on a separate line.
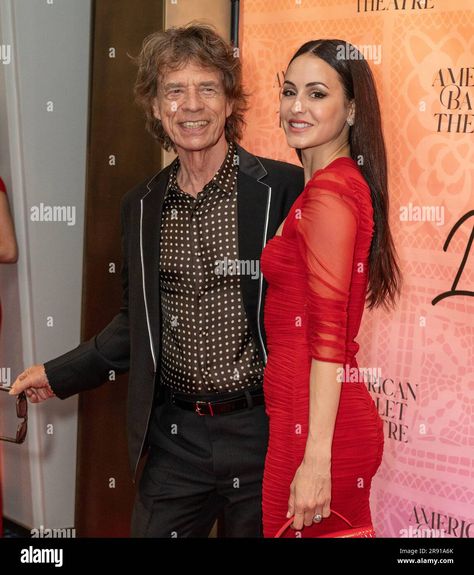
[280, 53, 354, 154]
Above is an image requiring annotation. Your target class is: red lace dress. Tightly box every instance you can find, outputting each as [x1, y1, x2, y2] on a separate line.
[260, 157, 384, 537]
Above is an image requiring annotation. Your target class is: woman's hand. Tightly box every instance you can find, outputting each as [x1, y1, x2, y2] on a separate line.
[287, 453, 331, 530]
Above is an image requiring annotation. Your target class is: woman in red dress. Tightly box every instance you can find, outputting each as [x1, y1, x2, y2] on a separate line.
[261, 40, 401, 537]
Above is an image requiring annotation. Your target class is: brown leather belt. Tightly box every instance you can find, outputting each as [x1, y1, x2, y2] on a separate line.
[169, 388, 264, 416]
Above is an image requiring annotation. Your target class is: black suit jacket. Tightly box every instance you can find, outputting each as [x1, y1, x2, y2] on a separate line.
[44, 144, 304, 478]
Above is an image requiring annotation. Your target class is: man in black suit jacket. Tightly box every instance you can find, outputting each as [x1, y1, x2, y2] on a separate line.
[11, 23, 303, 537]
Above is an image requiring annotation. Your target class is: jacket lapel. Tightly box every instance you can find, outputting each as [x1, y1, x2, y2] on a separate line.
[235, 144, 272, 363]
[139, 166, 172, 372]
[235, 144, 271, 265]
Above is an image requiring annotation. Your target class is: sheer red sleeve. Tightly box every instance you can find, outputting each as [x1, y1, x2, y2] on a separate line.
[295, 172, 359, 363]
[0, 177, 6, 193]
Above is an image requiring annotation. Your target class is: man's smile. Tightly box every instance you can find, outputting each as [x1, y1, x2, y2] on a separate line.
[179, 120, 210, 130]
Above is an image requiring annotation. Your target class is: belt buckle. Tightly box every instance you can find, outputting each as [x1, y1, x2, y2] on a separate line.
[195, 400, 214, 416]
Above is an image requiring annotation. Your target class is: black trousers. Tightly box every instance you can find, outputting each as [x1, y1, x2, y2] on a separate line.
[131, 388, 269, 538]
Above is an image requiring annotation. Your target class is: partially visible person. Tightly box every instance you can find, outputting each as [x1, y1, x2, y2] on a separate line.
[0, 175, 18, 537]
[0, 176, 18, 328]
[260, 39, 401, 537]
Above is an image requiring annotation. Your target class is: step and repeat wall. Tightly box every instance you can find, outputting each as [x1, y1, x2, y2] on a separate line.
[240, 0, 473, 537]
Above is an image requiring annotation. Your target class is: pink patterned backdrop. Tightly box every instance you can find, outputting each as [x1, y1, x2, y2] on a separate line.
[240, 0, 474, 537]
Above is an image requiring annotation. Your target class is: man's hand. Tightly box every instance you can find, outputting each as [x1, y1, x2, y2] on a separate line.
[9, 364, 56, 403]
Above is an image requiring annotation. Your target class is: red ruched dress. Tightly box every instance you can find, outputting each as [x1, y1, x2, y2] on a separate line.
[260, 157, 384, 537]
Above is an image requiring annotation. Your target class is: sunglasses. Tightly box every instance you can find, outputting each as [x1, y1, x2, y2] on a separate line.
[0, 387, 28, 444]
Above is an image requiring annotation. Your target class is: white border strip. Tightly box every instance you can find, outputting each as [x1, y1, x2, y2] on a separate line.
[1, 0, 45, 528]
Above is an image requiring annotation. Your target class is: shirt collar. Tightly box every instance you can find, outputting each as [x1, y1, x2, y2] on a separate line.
[166, 141, 237, 198]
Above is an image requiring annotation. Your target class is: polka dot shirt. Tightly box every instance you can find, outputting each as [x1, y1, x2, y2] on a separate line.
[159, 142, 264, 396]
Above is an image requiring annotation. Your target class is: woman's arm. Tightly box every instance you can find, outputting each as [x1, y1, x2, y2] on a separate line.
[0, 191, 18, 263]
[287, 359, 342, 528]
[288, 175, 360, 530]
[306, 359, 342, 456]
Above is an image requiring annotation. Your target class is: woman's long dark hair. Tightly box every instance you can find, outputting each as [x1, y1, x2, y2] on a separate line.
[288, 39, 401, 309]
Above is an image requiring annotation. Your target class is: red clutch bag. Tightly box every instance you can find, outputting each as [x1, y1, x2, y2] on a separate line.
[274, 509, 376, 538]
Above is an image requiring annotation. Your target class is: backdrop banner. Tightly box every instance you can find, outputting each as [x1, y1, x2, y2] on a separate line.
[240, 0, 473, 538]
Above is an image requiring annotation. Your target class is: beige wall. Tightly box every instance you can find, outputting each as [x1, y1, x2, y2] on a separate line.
[0, 0, 91, 530]
[162, 0, 231, 166]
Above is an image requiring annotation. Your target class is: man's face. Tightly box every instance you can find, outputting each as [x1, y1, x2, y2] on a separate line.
[152, 61, 233, 153]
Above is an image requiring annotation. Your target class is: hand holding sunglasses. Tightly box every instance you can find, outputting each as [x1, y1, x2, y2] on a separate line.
[9, 364, 56, 403]
[0, 387, 27, 444]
